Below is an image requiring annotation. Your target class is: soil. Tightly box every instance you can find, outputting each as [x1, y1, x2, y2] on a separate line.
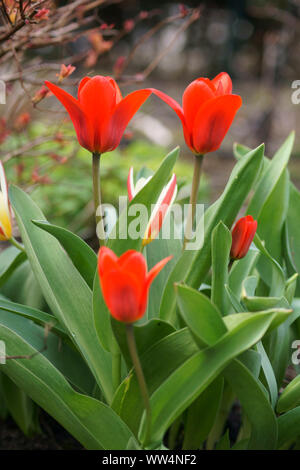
[0, 411, 83, 450]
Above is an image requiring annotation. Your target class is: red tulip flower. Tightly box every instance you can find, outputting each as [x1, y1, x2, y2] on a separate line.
[230, 215, 257, 260]
[127, 167, 177, 246]
[45, 76, 151, 154]
[98, 247, 172, 323]
[152, 72, 242, 154]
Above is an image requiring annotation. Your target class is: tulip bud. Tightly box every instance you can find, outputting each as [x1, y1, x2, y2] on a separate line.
[57, 64, 76, 83]
[127, 167, 177, 246]
[230, 215, 257, 260]
[98, 247, 172, 323]
[34, 8, 50, 21]
[32, 85, 51, 104]
[0, 162, 12, 241]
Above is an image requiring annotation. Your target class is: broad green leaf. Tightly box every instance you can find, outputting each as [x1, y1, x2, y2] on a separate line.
[0, 309, 97, 396]
[183, 376, 224, 450]
[112, 328, 198, 437]
[277, 407, 300, 448]
[215, 429, 230, 450]
[224, 309, 292, 334]
[141, 309, 283, 443]
[242, 295, 287, 312]
[0, 314, 137, 449]
[224, 360, 277, 449]
[9, 185, 113, 403]
[277, 375, 300, 413]
[1, 374, 39, 436]
[229, 249, 259, 299]
[0, 246, 26, 288]
[225, 284, 244, 313]
[32, 220, 97, 289]
[0, 297, 67, 337]
[256, 341, 278, 409]
[146, 231, 181, 320]
[176, 284, 227, 348]
[111, 318, 175, 368]
[160, 144, 264, 324]
[0, 260, 46, 310]
[247, 132, 294, 220]
[285, 183, 300, 291]
[254, 234, 285, 297]
[285, 273, 298, 305]
[211, 222, 232, 314]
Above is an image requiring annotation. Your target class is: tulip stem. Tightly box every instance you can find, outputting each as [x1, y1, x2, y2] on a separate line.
[126, 323, 151, 447]
[9, 237, 25, 253]
[92, 152, 105, 246]
[183, 154, 204, 249]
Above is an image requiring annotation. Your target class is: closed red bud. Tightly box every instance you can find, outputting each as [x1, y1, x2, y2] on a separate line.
[98, 247, 172, 323]
[230, 215, 257, 260]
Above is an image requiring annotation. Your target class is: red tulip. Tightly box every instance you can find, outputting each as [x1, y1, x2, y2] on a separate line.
[98, 247, 172, 323]
[127, 167, 177, 246]
[152, 72, 242, 154]
[230, 215, 257, 260]
[45, 76, 151, 154]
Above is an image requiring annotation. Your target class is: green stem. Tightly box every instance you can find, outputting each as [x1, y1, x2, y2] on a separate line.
[126, 323, 151, 447]
[9, 237, 25, 253]
[183, 154, 204, 249]
[92, 152, 105, 246]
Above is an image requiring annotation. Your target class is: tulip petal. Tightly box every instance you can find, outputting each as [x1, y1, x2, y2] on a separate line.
[119, 250, 147, 286]
[146, 255, 173, 288]
[0, 192, 12, 240]
[192, 94, 242, 154]
[144, 174, 177, 244]
[212, 72, 232, 95]
[127, 167, 134, 201]
[102, 89, 152, 152]
[98, 246, 118, 277]
[230, 215, 257, 259]
[78, 76, 117, 120]
[44, 81, 93, 151]
[139, 255, 172, 314]
[100, 270, 141, 322]
[182, 78, 215, 130]
[151, 88, 193, 150]
[0, 161, 9, 212]
[78, 77, 91, 98]
[107, 77, 122, 104]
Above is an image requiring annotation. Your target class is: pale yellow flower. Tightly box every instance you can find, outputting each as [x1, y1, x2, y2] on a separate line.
[0, 162, 12, 241]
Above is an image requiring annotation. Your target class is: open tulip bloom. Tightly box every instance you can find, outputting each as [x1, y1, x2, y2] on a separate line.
[127, 167, 177, 245]
[45, 75, 152, 154]
[153, 72, 242, 155]
[98, 246, 172, 323]
[0, 161, 12, 241]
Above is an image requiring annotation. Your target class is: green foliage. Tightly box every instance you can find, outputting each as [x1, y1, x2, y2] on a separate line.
[1, 134, 300, 450]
